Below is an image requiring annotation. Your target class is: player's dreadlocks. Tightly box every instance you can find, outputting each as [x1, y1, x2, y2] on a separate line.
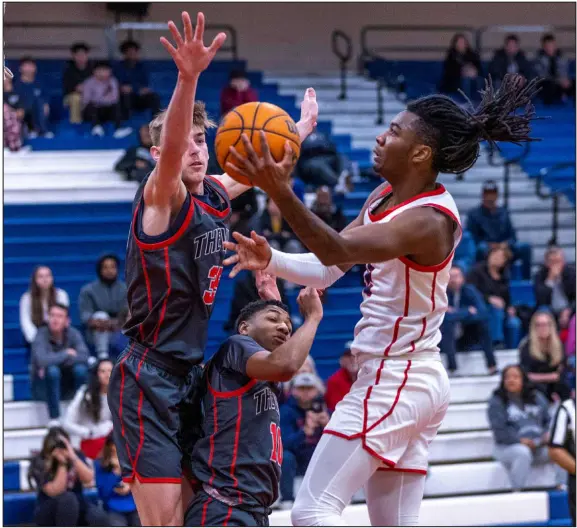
[407, 73, 541, 174]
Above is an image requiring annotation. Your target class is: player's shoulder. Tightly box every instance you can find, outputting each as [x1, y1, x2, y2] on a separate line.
[223, 334, 262, 351]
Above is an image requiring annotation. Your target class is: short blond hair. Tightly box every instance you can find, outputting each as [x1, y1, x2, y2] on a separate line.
[149, 101, 216, 146]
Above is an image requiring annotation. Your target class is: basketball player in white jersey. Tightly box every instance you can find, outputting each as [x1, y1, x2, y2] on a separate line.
[223, 74, 540, 525]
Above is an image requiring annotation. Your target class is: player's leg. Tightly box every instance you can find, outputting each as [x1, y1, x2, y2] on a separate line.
[291, 434, 381, 526]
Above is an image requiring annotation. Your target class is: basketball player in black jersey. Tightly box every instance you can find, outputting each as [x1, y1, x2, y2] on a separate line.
[184, 275, 323, 527]
[107, 11, 319, 526]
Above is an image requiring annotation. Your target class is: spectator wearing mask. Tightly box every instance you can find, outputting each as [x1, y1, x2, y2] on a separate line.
[13, 56, 53, 138]
[439, 33, 482, 99]
[294, 131, 342, 188]
[534, 34, 574, 105]
[115, 40, 161, 120]
[220, 69, 258, 116]
[440, 265, 497, 375]
[258, 198, 304, 254]
[78, 254, 128, 359]
[488, 34, 534, 87]
[114, 124, 155, 183]
[20, 265, 70, 347]
[82, 61, 132, 139]
[310, 186, 347, 232]
[62, 359, 114, 460]
[520, 310, 571, 402]
[4, 74, 24, 151]
[534, 246, 576, 331]
[63, 42, 93, 124]
[95, 434, 140, 526]
[31, 304, 89, 424]
[280, 372, 329, 507]
[488, 365, 564, 491]
[28, 427, 108, 526]
[325, 342, 358, 411]
[466, 180, 532, 279]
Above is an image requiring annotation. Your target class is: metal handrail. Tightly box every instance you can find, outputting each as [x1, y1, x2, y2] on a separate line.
[331, 30, 353, 100]
[487, 142, 532, 208]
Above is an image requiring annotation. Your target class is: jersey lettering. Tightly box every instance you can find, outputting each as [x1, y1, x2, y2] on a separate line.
[193, 227, 229, 259]
[203, 265, 223, 305]
[254, 387, 279, 416]
[269, 422, 283, 466]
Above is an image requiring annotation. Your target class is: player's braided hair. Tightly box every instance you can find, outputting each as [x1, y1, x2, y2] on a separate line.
[236, 300, 289, 332]
[407, 74, 541, 174]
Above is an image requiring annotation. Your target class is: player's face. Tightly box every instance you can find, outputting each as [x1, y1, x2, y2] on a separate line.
[181, 126, 209, 186]
[246, 306, 292, 351]
[503, 366, 523, 394]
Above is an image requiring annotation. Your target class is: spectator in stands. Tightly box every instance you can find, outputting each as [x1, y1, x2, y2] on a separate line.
[325, 342, 358, 412]
[78, 253, 128, 359]
[28, 426, 109, 526]
[63, 42, 93, 124]
[62, 359, 114, 460]
[488, 34, 534, 87]
[258, 198, 304, 254]
[294, 131, 343, 188]
[520, 309, 571, 402]
[566, 315, 576, 392]
[280, 356, 323, 406]
[534, 34, 575, 105]
[13, 56, 53, 138]
[468, 246, 523, 348]
[20, 265, 70, 347]
[4, 74, 24, 151]
[114, 124, 155, 183]
[439, 33, 483, 99]
[488, 365, 563, 491]
[82, 61, 132, 139]
[115, 39, 161, 120]
[220, 69, 258, 116]
[310, 186, 347, 232]
[229, 187, 259, 238]
[466, 180, 532, 279]
[453, 230, 477, 273]
[534, 246, 576, 331]
[95, 434, 140, 526]
[280, 372, 328, 507]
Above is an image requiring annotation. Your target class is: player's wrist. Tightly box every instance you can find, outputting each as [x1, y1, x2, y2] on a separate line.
[178, 71, 200, 84]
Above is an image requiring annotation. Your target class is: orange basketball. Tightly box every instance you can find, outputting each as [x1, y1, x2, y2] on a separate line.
[215, 102, 301, 185]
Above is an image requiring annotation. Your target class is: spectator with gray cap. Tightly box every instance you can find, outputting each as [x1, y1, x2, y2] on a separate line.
[325, 341, 358, 412]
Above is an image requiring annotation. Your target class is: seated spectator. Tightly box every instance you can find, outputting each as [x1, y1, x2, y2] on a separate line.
[280, 372, 328, 507]
[440, 265, 497, 375]
[534, 34, 575, 105]
[20, 265, 70, 347]
[258, 198, 303, 254]
[310, 186, 347, 232]
[220, 69, 258, 116]
[114, 124, 155, 183]
[468, 247, 523, 348]
[63, 42, 93, 124]
[95, 434, 140, 526]
[488, 34, 534, 87]
[109, 310, 130, 362]
[28, 427, 108, 526]
[466, 180, 532, 279]
[520, 310, 571, 402]
[32, 304, 89, 425]
[534, 245, 576, 331]
[280, 355, 323, 406]
[13, 56, 53, 138]
[294, 131, 342, 188]
[78, 254, 128, 359]
[439, 33, 482, 100]
[453, 230, 477, 273]
[325, 342, 358, 411]
[82, 61, 132, 139]
[566, 314, 576, 392]
[4, 74, 24, 151]
[62, 359, 114, 460]
[488, 365, 564, 491]
[115, 40, 161, 120]
[229, 187, 259, 238]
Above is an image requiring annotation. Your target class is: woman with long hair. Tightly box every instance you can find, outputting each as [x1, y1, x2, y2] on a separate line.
[439, 33, 483, 98]
[520, 310, 571, 401]
[95, 435, 140, 526]
[488, 365, 564, 490]
[62, 359, 113, 459]
[20, 265, 69, 345]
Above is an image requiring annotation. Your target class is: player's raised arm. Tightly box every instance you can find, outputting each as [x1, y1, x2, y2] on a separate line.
[146, 12, 226, 207]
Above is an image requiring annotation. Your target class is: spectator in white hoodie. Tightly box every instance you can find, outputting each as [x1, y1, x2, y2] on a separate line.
[63, 359, 114, 460]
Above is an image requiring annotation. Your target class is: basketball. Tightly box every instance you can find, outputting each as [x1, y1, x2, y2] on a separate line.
[215, 102, 301, 185]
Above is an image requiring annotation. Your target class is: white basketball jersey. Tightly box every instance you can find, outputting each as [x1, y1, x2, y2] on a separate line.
[351, 184, 462, 362]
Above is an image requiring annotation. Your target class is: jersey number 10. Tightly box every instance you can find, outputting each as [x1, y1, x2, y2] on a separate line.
[203, 266, 223, 305]
[269, 423, 283, 466]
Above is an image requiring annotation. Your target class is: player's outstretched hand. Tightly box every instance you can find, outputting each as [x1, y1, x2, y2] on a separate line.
[296, 88, 319, 142]
[223, 231, 272, 278]
[160, 12, 226, 81]
[297, 287, 323, 323]
[255, 270, 281, 302]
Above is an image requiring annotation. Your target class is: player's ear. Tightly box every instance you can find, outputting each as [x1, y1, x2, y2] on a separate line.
[238, 321, 248, 336]
[412, 144, 432, 165]
[150, 146, 160, 162]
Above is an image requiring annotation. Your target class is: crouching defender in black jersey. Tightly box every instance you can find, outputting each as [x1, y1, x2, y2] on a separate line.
[184, 274, 323, 526]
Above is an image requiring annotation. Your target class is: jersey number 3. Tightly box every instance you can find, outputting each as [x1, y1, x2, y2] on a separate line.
[203, 266, 223, 305]
[269, 423, 283, 466]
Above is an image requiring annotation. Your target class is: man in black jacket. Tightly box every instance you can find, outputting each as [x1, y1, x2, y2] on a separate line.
[114, 124, 155, 183]
[488, 35, 534, 87]
[62, 43, 93, 124]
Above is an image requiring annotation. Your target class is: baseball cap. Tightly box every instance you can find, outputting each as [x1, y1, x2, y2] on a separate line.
[292, 372, 319, 388]
[342, 341, 353, 356]
[482, 180, 499, 193]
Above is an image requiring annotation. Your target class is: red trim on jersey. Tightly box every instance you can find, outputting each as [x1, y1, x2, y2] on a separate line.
[377, 467, 427, 475]
[227, 396, 243, 505]
[138, 248, 153, 310]
[192, 196, 230, 219]
[422, 203, 461, 229]
[362, 438, 397, 467]
[119, 344, 135, 466]
[403, 265, 411, 315]
[410, 317, 427, 353]
[207, 175, 231, 199]
[153, 248, 172, 343]
[431, 272, 438, 311]
[207, 393, 218, 486]
[368, 184, 446, 222]
[201, 496, 213, 526]
[208, 378, 258, 398]
[223, 506, 234, 527]
[323, 429, 363, 440]
[122, 473, 183, 484]
[132, 196, 195, 251]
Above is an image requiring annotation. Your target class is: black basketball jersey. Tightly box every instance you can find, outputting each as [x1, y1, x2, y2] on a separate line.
[124, 175, 231, 367]
[190, 335, 282, 512]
